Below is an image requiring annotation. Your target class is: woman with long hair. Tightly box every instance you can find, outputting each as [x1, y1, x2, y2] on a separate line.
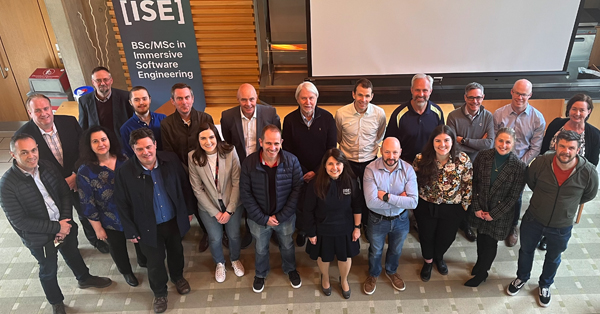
[465, 127, 526, 287]
[188, 123, 245, 283]
[304, 148, 362, 299]
[413, 125, 472, 282]
[77, 126, 144, 287]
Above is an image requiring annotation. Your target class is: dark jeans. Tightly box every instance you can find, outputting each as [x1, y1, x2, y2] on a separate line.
[138, 219, 185, 297]
[414, 199, 465, 261]
[349, 158, 376, 226]
[104, 228, 146, 275]
[28, 222, 90, 305]
[72, 191, 100, 246]
[472, 232, 498, 275]
[511, 191, 524, 227]
[516, 211, 572, 288]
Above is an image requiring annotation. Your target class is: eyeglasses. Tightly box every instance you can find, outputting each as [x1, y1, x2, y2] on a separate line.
[466, 96, 483, 101]
[93, 78, 111, 84]
[512, 91, 531, 98]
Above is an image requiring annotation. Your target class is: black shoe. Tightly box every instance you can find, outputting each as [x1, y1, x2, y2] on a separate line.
[173, 278, 190, 295]
[288, 270, 302, 288]
[339, 276, 351, 299]
[198, 234, 209, 252]
[464, 273, 488, 287]
[538, 237, 547, 251]
[95, 241, 110, 254]
[434, 259, 448, 275]
[507, 278, 526, 296]
[296, 232, 306, 247]
[222, 232, 229, 249]
[420, 262, 432, 282]
[78, 275, 112, 289]
[241, 232, 253, 249]
[123, 273, 139, 287]
[153, 296, 168, 313]
[52, 302, 66, 314]
[253, 276, 265, 293]
[463, 227, 477, 242]
[538, 287, 551, 307]
[321, 275, 331, 296]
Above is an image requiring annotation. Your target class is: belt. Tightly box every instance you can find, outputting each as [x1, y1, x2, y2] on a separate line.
[370, 210, 404, 221]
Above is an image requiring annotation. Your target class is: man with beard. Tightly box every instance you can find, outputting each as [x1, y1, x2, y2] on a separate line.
[120, 86, 167, 157]
[361, 137, 418, 295]
[507, 131, 597, 308]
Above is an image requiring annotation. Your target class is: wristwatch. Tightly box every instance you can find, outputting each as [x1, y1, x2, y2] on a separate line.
[354, 224, 362, 229]
[383, 193, 389, 202]
[461, 138, 466, 145]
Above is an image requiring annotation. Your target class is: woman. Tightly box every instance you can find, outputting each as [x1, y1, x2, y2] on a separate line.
[465, 128, 527, 287]
[188, 123, 244, 283]
[413, 125, 472, 282]
[77, 126, 144, 287]
[304, 148, 361, 299]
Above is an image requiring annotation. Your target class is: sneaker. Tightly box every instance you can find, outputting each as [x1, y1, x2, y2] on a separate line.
[363, 275, 377, 295]
[288, 270, 302, 288]
[386, 273, 406, 291]
[215, 263, 226, 283]
[231, 260, 245, 277]
[253, 276, 265, 293]
[507, 278, 526, 296]
[538, 287, 551, 307]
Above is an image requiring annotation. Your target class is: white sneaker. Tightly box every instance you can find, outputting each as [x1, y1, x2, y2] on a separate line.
[232, 260, 245, 277]
[215, 263, 226, 283]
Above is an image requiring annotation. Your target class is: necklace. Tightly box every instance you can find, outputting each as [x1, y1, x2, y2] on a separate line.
[493, 158, 506, 172]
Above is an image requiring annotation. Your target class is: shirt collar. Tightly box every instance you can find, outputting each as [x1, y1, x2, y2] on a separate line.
[38, 123, 58, 136]
[259, 149, 279, 168]
[301, 110, 315, 125]
[140, 157, 159, 171]
[134, 112, 153, 124]
[375, 157, 403, 173]
[240, 106, 257, 121]
[16, 163, 39, 176]
[510, 103, 531, 115]
[463, 105, 480, 120]
[95, 89, 112, 103]
[351, 102, 373, 115]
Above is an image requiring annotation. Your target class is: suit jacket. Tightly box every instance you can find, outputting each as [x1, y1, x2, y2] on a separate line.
[15, 115, 82, 179]
[78, 88, 133, 145]
[220, 104, 280, 164]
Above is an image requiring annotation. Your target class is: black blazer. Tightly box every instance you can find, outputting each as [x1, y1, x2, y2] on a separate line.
[78, 88, 133, 145]
[15, 115, 82, 179]
[220, 104, 280, 164]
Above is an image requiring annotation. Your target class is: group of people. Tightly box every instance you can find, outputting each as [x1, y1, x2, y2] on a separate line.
[0, 67, 597, 314]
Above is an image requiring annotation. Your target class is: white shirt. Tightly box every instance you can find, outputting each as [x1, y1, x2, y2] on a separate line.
[335, 102, 387, 163]
[241, 107, 258, 156]
[206, 153, 222, 198]
[18, 165, 60, 221]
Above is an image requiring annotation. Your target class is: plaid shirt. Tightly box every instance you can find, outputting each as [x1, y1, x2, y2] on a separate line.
[39, 124, 63, 167]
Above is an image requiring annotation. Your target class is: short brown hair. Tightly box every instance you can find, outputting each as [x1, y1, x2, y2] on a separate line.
[353, 78, 373, 93]
[170, 83, 194, 99]
[129, 86, 151, 100]
[25, 94, 51, 111]
[129, 128, 155, 147]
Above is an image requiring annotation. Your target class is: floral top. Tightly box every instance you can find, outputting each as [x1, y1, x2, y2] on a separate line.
[549, 126, 586, 157]
[77, 159, 125, 231]
[413, 151, 473, 208]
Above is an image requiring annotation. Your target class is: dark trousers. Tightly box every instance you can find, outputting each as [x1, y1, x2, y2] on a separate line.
[349, 158, 376, 226]
[511, 191, 524, 227]
[71, 191, 100, 246]
[472, 232, 498, 275]
[414, 199, 465, 261]
[105, 228, 146, 275]
[138, 219, 185, 297]
[28, 222, 90, 305]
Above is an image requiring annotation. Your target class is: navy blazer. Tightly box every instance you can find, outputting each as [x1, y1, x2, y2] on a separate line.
[78, 88, 133, 146]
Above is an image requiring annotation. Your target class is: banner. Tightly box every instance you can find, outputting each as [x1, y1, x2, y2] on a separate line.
[112, 0, 206, 111]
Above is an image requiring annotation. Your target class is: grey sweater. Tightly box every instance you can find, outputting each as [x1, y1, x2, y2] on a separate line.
[447, 104, 494, 161]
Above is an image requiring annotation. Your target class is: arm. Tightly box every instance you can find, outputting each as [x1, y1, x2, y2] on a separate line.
[384, 110, 398, 139]
[239, 161, 269, 225]
[302, 181, 318, 237]
[464, 116, 495, 151]
[470, 154, 482, 213]
[580, 167, 599, 204]
[120, 126, 134, 157]
[585, 123, 600, 166]
[160, 121, 174, 153]
[281, 117, 294, 153]
[387, 165, 419, 209]
[76, 168, 101, 221]
[540, 118, 562, 155]
[375, 109, 386, 144]
[525, 159, 538, 191]
[335, 111, 343, 144]
[327, 116, 338, 150]
[275, 156, 304, 223]
[272, 110, 281, 130]
[220, 113, 233, 144]
[176, 159, 196, 216]
[78, 98, 88, 130]
[459, 154, 473, 208]
[114, 168, 140, 239]
[0, 182, 61, 235]
[226, 150, 241, 213]
[522, 116, 546, 164]
[188, 157, 220, 217]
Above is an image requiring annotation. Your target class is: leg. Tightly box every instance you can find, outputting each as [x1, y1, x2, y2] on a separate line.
[473, 232, 498, 275]
[139, 229, 169, 297]
[516, 213, 544, 282]
[338, 259, 352, 291]
[162, 220, 185, 282]
[248, 218, 273, 278]
[134, 242, 147, 267]
[104, 229, 134, 275]
[414, 199, 438, 262]
[538, 225, 572, 288]
[224, 206, 244, 262]
[274, 214, 297, 274]
[57, 222, 90, 281]
[366, 213, 389, 277]
[384, 210, 410, 275]
[432, 204, 465, 261]
[29, 242, 64, 305]
[317, 257, 331, 289]
[198, 209, 226, 265]
[71, 191, 101, 247]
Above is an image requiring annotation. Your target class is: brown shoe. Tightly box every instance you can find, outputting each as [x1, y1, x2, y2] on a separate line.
[173, 278, 190, 295]
[198, 234, 209, 252]
[153, 296, 168, 313]
[505, 226, 519, 247]
[385, 273, 406, 291]
[363, 275, 377, 295]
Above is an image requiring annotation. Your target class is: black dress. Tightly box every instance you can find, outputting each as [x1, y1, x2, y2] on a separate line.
[304, 179, 362, 262]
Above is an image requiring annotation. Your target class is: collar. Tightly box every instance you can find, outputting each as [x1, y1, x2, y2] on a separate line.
[351, 102, 373, 115]
[134, 111, 154, 123]
[408, 100, 431, 115]
[510, 103, 531, 116]
[16, 163, 38, 176]
[95, 89, 112, 103]
[38, 123, 58, 136]
[375, 157, 403, 173]
[240, 106, 257, 121]
[259, 149, 279, 168]
[301, 109, 315, 124]
[463, 104, 481, 119]
[138, 156, 159, 171]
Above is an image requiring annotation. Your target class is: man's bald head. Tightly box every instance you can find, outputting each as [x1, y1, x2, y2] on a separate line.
[382, 137, 401, 151]
[510, 79, 533, 113]
[381, 137, 401, 170]
[237, 83, 258, 119]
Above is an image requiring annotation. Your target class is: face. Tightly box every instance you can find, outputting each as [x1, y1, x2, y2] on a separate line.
[90, 131, 110, 156]
[297, 88, 317, 117]
[171, 88, 194, 116]
[11, 138, 39, 172]
[27, 97, 54, 130]
[433, 133, 453, 157]
[494, 132, 514, 156]
[237, 85, 257, 118]
[130, 89, 151, 115]
[555, 139, 580, 165]
[569, 101, 591, 124]
[259, 129, 282, 160]
[464, 88, 484, 115]
[325, 156, 344, 180]
[411, 78, 432, 106]
[91, 70, 113, 96]
[381, 140, 401, 168]
[198, 129, 217, 154]
[352, 85, 373, 113]
[510, 80, 532, 112]
[133, 137, 157, 167]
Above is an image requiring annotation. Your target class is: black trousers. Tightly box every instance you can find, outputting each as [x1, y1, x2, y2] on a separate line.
[472, 232, 498, 275]
[138, 218, 185, 297]
[349, 158, 376, 226]
[414, 199, 465, 261]
[105, 228, 146, 275]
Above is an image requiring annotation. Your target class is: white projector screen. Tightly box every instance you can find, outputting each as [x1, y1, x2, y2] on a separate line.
[308, 0, 581, 77]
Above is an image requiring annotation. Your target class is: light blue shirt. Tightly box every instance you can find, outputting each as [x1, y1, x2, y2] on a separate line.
[363, 158, 418, 217]
[493, 104, 546, 164]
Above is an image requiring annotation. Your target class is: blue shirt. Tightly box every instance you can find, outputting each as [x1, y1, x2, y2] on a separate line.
[363, 158, 419, 217]
[120, 111, 166, 157]
[492, 104, 546, 164]
[142, 161, 176, 224]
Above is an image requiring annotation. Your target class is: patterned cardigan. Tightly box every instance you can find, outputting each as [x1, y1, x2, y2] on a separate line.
[468, 149, 527, 240]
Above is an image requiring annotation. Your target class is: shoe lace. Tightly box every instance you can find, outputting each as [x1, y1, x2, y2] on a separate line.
[540, 287, 550, 297]
[513, 278, 523, 287]
[289, 271, 300, 281]
[366, 276, 376, 286]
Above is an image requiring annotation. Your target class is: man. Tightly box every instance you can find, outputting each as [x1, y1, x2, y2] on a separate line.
[446, 82, 494, 242]
[282, 81, 337, 246]
[114, 128, 195, 313]
[240, 125, 303, 293]
[0, 134, 112, 314]
[120, 86, 167, 157]
[385, 73, 444, 163]
[15, 94, 109, 253]
[335, 78, 387, 228]
[506, 131, 598, 307]
[221, 83, 281, 248]
[362, 137, 418, 295]
[493, 79, 546, 247]
[78, 66, 133, 146]
[161, 82, 214, 251]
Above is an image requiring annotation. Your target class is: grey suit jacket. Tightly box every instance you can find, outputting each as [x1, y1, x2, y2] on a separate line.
[220, 104, 280, 164]
[188, 148, 241, 216]
[78, 88, 133, 145]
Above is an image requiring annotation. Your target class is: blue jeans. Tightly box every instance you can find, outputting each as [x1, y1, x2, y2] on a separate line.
[248, 214, 296, 278]
[367, 210, 409, 277]
[198, 207, 244, 265]
[516, 211, 572, 288]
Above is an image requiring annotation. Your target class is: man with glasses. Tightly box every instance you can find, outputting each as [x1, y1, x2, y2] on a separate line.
[493, 79, 546, 247]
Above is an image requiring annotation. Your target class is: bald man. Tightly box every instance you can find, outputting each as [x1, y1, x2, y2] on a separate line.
[362, 137, 418, 295]
[493, 79, 546, 247]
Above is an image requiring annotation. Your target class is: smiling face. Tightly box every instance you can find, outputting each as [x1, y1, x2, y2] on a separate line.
[259, 129, 282, 160]
[555, 139, 580, 165]
[433, 133, 453, 159]
[11, 138, 39, 173]
[411, 78, 432, 108]
[510, 79, 532, 112]
[352, 85, 373, 113]
[381, 138, 401, 169]
[237, 84, 257, 119]
[133, 137, 157, 169]
[464, 88, 484, 116]
[494, 132, 514, 156]
[27, 97, 54, 132]
[198, 128, 217, 155]
[90, 131, 110, 157]
[325, 156, 344, 180]
[297, 87, 317, 118]
[130, 89, 151, 116]
[569, 101, 591, 124]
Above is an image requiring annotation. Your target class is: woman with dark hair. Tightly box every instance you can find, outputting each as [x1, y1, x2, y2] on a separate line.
[188, 123, 245, 283]
[465, 128, 526, 287]
[304, 148, 362, 299]
[77, 126, 144, 287]
[413, 125, 472, 282]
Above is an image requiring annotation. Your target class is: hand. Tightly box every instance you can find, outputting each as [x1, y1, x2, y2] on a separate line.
[482, 133, 488, 139]
[399, 191, 407, 197]
[65, 173, 77, 191]
[457, 136, 464, 143]
[377, 190, 386, 200]
[95, 227, 108, 241]
[482, 212, 493, 221]
[216, 212, 231, 224]
[58, 219, 72, 235]
[474, 210, 483, 219]
[188, 215, 193, 222]
[130, 236, 141, 243]
[303, 171, 316, 182]
[352, 228, 361, 241]
[266, 215, 279, 226]
[308, 236, 317, 245]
